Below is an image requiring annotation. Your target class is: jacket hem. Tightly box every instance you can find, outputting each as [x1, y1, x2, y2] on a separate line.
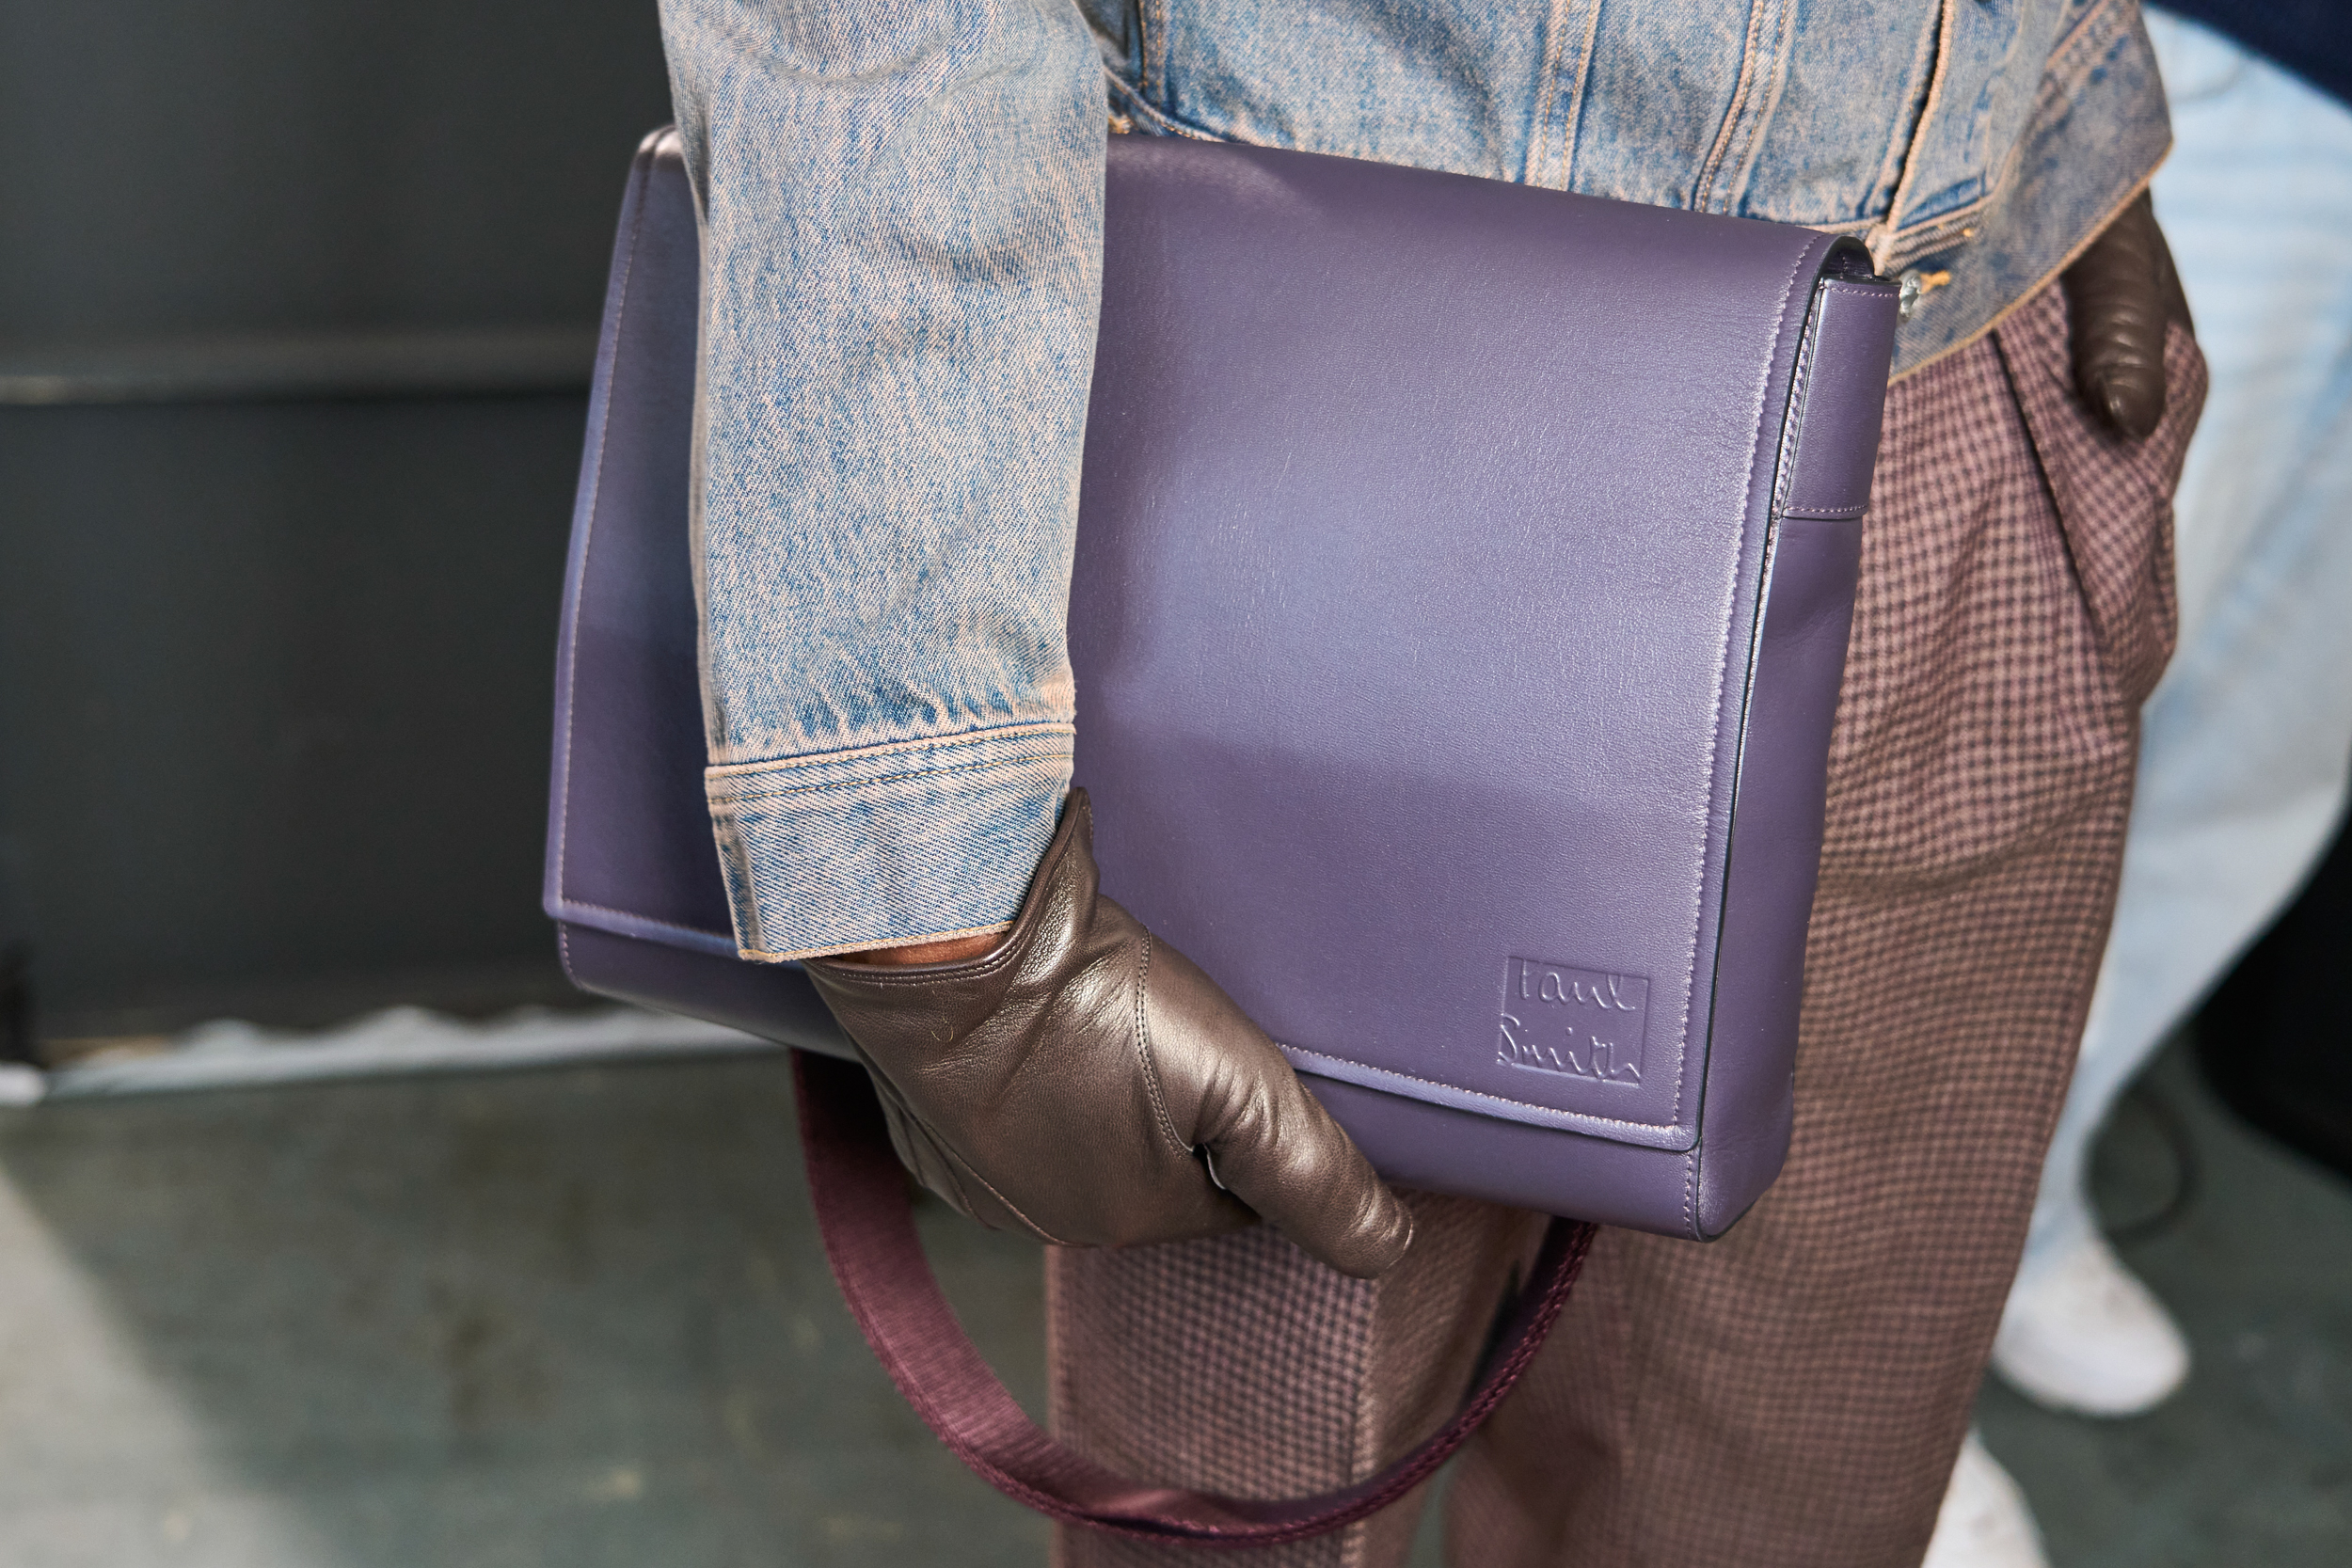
[707, 726, 1073, 963]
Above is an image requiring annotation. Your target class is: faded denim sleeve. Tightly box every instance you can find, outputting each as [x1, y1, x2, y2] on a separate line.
[658, 1, 1104, 960]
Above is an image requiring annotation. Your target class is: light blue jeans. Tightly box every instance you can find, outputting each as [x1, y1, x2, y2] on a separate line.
[2018, 10, 2352, 1276]
[656, 0, 2171, 960]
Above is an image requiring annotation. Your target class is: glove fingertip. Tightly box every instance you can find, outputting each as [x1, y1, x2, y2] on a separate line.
[1354, 1194, 1416, 1278]
[1307, 1183, 1415, 1280]
[1211, 1110, 1416, 1276]
[2083, 368, 2163, 441]
[2106, 385, 2161, 441]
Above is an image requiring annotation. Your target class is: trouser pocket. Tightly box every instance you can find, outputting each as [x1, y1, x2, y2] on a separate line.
[1995, 285, 2207, 710]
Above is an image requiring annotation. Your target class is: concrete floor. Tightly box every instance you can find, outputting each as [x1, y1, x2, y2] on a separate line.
[0, 1054, 1048, 1567]
[0, 1037, 2343, 1566]
[1974, 1042, 2352, 1566]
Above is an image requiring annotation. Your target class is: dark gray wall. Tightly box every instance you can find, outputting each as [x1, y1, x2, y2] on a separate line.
[0, 2, 678, 1036]
[1, 3, 673, 343]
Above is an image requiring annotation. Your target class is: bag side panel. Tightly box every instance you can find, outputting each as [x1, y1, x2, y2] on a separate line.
[1694, 277, 1899, 1237]
[546, 133, 739, 953]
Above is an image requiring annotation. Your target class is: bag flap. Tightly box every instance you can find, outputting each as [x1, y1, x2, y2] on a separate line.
[1069, 141, 1840, 1152]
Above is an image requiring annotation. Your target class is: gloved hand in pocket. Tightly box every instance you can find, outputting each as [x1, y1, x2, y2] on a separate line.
[2065, 189, 2196, 439]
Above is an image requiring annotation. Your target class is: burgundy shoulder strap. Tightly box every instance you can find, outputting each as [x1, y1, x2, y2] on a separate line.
[792, 1050, 1596, 1546]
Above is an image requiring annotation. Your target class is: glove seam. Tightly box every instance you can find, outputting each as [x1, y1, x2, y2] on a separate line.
[874, 1068, 995, 1225]
[946, 1146, 1073, 1246]
[1132, 933, 1194, 1161]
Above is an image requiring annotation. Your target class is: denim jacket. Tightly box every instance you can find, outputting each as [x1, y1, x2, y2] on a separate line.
[658, 0, 2169, 960]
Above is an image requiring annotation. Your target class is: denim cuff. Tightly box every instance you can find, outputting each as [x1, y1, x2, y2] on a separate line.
[705, 724, 1074, 960]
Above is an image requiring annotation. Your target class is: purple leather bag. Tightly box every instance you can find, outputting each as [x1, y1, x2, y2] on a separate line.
[548, 127, 1898, 1543]
[548, 127, 1898, 1239]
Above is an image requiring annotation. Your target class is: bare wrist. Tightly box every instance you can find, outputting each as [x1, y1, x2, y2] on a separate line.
[834, 931, 1001, 967]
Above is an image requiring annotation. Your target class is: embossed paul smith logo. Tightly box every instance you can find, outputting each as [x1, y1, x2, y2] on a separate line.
[1498, 958, 1650, 1086]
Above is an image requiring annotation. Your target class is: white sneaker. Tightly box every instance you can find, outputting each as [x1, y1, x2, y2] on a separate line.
[1921, 1431, 2050, 1568]
[1992, 1229, 2189, 1417]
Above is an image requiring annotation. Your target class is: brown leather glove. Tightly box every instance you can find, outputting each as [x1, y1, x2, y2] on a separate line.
[2064, 189, 2195, 440]
[802, 789, 1414, 1278]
